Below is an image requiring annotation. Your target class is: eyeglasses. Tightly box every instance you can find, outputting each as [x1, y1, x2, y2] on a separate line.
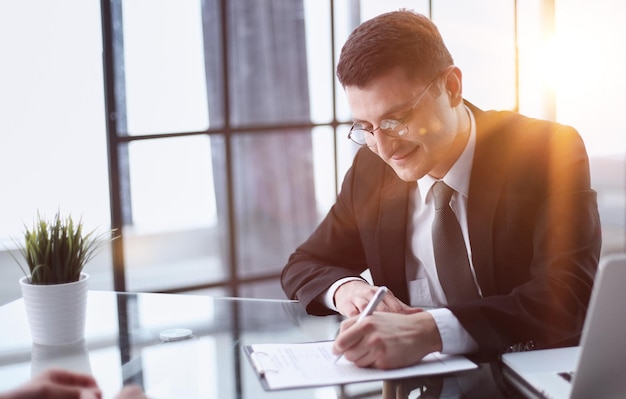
[347, 73, 441, 147]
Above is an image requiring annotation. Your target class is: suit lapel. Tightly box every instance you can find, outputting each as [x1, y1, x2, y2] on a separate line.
[376, 168, 412, 303]
[467, 104, 511, 296]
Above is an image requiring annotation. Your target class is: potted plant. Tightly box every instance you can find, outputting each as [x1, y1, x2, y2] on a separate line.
[11, 211, 110, 345]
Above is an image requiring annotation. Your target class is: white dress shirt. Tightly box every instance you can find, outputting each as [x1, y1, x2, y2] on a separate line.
[408, 105, 480, 354]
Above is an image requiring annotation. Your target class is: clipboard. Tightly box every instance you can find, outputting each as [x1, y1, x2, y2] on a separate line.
[243, 345, 277, 391]
[243, 340, 477, 391]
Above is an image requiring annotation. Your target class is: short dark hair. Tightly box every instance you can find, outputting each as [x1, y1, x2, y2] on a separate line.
[336, 10, 453, 88]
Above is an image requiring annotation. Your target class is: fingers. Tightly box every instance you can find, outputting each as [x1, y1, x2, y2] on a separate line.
[334, 281, 373, 316]
[333, 311, 441, 369]
[80, 387, 104, 399]
[115, 385, 148, 399]
[333, 316, 367, 355]
[335, 283, 414, 317]
[11, 369, 103, 399]
[45, 368, 99, 388]
[22, 370, 146, 399]
[377, 289, 409, 313]
[333, 316, 385, 367]
[29, 371, 145, 399]
[349, 340, 384, 368]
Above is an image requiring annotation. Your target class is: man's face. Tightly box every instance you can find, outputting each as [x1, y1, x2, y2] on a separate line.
[345, 67, 467, 181]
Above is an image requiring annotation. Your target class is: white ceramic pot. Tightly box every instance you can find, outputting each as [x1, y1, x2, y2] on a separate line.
[31, 339, 92, 378]
[19, 273, 89, 345]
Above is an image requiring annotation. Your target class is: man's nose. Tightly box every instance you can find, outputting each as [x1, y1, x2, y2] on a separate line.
[371, 129, 395, 154]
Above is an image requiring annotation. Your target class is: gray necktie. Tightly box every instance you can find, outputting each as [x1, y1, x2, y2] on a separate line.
[431, 181, 479, 304]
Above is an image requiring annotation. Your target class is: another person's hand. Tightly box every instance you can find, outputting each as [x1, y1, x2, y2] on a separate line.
[332, 311, 443, 369]
[0, 368, 101, 399]
[114, 385, 148, 399]
[334, 281, 420, 317]
[0, 368, 149, 399]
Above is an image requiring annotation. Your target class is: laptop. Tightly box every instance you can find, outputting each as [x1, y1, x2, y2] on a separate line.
[501, 253, 626, 399]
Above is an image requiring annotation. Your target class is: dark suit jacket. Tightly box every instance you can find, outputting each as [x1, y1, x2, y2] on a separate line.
[281, 101, 602, 357]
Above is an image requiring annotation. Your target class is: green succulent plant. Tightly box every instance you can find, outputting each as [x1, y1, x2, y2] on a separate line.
[11, 211, 109, 285]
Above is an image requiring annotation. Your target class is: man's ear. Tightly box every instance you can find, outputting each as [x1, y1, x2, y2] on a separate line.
[444, 66, 463, 107]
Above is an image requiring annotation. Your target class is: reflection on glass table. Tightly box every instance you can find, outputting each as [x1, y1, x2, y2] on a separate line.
[0, 291, 366, 399]
[0, 291, 520, 399]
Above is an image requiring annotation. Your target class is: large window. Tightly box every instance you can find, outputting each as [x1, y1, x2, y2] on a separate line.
[1, 0, 624, 305]
[0, 0, 112, 304]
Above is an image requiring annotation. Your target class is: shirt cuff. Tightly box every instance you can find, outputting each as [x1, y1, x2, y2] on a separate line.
[323, 277, 367, 311]
[427, 307, 479, 355]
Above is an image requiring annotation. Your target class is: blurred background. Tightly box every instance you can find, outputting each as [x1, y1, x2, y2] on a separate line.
[1, 0, 624, 305]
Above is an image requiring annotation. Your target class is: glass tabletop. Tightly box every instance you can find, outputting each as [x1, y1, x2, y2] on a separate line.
[0, 291, 519, 398]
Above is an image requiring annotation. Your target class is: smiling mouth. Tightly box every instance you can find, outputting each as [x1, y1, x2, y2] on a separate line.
[391, 146, 419, 162]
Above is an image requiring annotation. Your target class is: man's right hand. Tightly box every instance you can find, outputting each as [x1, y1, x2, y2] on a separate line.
[334, 281, 421, 317]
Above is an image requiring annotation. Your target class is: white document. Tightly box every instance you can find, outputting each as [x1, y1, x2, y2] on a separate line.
[243, 340, 477, 390]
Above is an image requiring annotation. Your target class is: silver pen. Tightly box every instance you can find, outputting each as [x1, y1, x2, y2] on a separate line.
[334, 286, 388, 363]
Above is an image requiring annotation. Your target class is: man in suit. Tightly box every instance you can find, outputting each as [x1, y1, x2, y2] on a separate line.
[281, 10, 601, 369]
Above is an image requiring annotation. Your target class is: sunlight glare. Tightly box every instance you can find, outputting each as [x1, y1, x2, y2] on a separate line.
[536, 32, 599, 98]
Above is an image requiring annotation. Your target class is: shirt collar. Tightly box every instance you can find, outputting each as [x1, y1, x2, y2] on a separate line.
[417, 105, 476, 204]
